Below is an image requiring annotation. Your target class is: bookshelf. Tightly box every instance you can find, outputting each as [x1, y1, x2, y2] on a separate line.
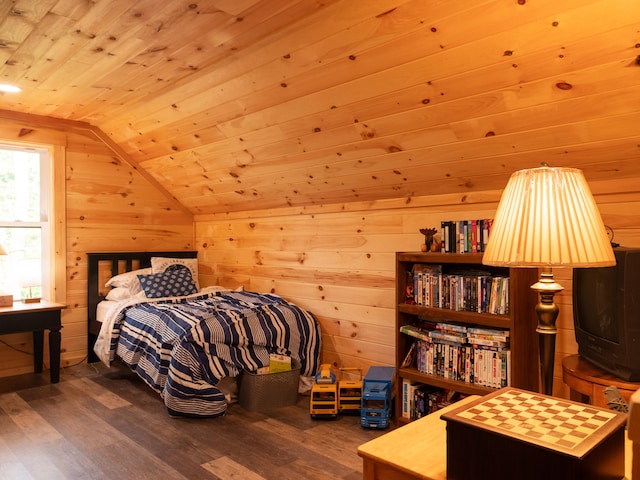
[395, 252, 540, 423]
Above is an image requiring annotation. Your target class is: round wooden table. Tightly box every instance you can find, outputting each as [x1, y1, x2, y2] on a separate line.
[562, 354, 640, 408]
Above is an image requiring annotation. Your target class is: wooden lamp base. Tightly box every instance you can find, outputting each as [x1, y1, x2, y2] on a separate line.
[0, 294, 13, 307]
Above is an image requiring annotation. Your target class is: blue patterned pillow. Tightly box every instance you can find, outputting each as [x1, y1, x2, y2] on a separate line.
[137, 264, 198, 298]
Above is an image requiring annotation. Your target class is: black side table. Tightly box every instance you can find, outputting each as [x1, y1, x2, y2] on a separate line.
[0, 300, 65, 383]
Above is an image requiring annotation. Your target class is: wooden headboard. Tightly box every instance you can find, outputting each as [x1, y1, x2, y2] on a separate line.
[87, 251, 197, 362]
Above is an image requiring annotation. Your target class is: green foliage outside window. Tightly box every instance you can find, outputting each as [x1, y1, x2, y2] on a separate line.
[0, 147, 46, 299]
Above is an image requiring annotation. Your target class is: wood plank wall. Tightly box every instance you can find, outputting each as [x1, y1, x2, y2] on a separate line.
[195, 179, 640, 399]
[0, 113, 194, 379]
[0, 110, 638, 402]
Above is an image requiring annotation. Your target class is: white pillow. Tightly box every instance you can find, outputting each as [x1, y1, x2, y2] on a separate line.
[151, 257, 199, 289]
[105, 267, 152, 295]
[105, 287, 130, 301]
[105, 287, 145, 301]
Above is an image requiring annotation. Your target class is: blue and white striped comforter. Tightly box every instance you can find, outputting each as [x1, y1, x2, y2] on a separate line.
[101, 290, 321, 417]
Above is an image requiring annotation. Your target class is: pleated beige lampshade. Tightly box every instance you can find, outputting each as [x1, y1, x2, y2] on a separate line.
[483, 165, 615, 268]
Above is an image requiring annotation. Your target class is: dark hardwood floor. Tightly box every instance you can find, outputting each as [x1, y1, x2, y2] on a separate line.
[0, 362, 387, 480]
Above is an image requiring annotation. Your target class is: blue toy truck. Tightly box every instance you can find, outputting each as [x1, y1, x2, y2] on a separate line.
[360, 366, 395, 429]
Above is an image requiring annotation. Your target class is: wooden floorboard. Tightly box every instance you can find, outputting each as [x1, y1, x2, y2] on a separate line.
[0, 363, 387, 479]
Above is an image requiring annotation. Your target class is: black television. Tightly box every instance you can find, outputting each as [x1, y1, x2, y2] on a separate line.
[573, 247, 640, 381]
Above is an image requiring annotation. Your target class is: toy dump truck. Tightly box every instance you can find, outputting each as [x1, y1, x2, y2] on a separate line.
[338, 367, 363, 414]
[310, 363, 338, 417]
[360, 366, 395, 429]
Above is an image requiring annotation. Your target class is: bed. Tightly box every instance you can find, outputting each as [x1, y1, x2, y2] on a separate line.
[87, 251, 322, 417]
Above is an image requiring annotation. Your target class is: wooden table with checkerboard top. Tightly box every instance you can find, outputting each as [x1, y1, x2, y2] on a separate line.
[358, 390, 632, 480]
[441, 388, 627, 480]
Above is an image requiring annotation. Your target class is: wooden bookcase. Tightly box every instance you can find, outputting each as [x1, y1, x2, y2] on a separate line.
[395, 252, 540, 423]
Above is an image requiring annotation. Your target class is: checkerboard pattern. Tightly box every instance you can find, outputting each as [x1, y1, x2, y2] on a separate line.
[457, 389, 619, 450]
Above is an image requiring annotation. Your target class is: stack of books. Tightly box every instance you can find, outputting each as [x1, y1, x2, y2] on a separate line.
[407, 265, 509, 315]
[400, 323, 511, 388]
[440, 219, 493, 253]
[402, 379, 467, 419]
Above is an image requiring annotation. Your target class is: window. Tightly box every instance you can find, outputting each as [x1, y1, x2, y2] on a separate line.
[0, 144, 51, 301]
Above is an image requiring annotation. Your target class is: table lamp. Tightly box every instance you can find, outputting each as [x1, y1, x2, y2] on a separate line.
[0, 243, 12, 307]
[482, 164, 615, 396]
[19, 258, 42, 303]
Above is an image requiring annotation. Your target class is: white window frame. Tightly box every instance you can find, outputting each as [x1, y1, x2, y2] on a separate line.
[0, 143, 54, 301]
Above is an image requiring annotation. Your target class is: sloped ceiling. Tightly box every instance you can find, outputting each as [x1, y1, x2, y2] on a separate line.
[1, 0, 639, 215]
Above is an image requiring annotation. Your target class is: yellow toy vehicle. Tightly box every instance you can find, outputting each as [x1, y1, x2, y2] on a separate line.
[310, 363, 338, 417]
[310, 364, 364, 418]
[338, 367, 363, 414]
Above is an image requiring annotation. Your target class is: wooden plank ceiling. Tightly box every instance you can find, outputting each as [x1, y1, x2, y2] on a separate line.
[0, 0, 639, 215]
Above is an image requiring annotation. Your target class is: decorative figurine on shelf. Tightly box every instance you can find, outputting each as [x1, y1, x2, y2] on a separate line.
[419, 227, 439, 252]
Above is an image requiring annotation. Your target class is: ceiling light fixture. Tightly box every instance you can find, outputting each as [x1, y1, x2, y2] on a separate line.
[0, 84, 21, 93]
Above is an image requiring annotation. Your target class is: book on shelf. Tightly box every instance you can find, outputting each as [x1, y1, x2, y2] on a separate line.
[405, 271, 416, 304]
[433, 389, 468, 412]
[402, 379, 420, 419]
[441, 221, 450, 253]
[437, 322, 468, 334]
[399, 324, 432, 341]
[414, 385, 429, 419]
[401, 341, 416, 368]
[467, 326, 510, 339]
[429, 330, 467, 345]
[468, 336, 510, 348]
